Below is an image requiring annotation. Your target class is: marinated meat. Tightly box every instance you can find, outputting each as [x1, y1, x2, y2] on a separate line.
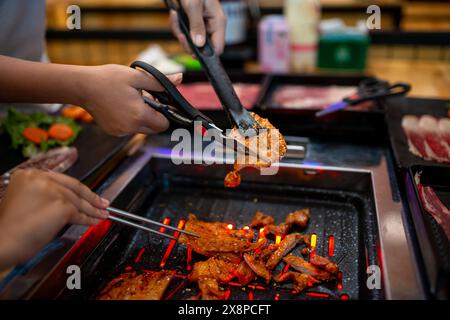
[309, 254, 339, 274]
[224, 112, 287, 188]
[266, 223, 290, 237]
[266, 233, 306, 270]
[243, 253, 271, 284]
[283, 255, 335, 281]
[273, 272, 319, 293]
[190, 256, 239, 284]
[415, 172, 450, 240]
[198, 278, 226, 300]
[285, 209, 310, 228]
[235, 260, 256, 285]
[179, 214, 264, 257]
[251, 211, 275, 228]
[0, 146, 78, 201]
[224, 170, 241, 188]
[97, 270, 174, 300]
[402, 115, 450, 163]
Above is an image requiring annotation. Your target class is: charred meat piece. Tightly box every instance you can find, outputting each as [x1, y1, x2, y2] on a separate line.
[190, 256, 239, 284]
[97, 271, 174, 300]
[266, 233, 306, 270]
[236, 260, 256, 285]
[273, 271, 319, 293]
[309, 254, 339, 274]
[243, 253, 271, 284]
[251, 211, 275, 228]
[198, 278, 227, 300]
[224, 170, 241, 188]
[283, 255, 335, 281]
[266, 223, 290, 237]
[179, 214, 264, 257]
[225, 112, 287, 188]
[285, 209, 310, 228]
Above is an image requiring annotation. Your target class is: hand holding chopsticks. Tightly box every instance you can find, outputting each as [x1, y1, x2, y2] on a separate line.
[106, 207, 200, 240]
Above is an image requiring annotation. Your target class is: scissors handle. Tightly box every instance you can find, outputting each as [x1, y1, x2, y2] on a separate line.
[346, 79, 411, 105]
[130, 61, 215, 129]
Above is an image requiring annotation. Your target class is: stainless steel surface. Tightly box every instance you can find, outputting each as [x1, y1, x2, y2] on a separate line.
[106, 206, 200, 238]
[0, 137, 425, 299]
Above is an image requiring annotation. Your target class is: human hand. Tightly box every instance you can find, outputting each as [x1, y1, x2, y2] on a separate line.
[79, 64, 182, 136]
[0, 169, 109, 270]
[170, 0, 226, 55]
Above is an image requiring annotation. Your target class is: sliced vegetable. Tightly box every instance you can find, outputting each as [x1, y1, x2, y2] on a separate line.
[48, 123, 74, 141]
[22, 127, 49, 144]
[1, 107, 82, 157]
[81, 112, 94, 123]
[62, 106, 85, 120]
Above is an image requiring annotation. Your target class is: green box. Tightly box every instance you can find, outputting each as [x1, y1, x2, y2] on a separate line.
[318, 33, 369, 71]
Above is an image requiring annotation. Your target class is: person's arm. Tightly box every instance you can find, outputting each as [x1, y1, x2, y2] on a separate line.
[170, 0, 226, 54]
[0, 55, 182, 136]
[0, 169, 109, 271]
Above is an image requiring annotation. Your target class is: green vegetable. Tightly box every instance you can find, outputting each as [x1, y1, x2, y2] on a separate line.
[1, 107, 82, 157]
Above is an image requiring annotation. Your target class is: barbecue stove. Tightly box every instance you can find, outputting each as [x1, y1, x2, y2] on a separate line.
[0, 137, 424, 300]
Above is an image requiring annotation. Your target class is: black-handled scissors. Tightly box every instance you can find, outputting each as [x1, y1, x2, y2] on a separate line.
[130, 61, 271, 163]
[130, 60, 220, 132]
[316, 78, 411, 117]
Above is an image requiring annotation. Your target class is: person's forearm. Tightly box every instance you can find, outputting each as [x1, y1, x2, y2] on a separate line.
[0, 55, 89, 105]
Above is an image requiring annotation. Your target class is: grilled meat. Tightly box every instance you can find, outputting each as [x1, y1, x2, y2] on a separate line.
[273, 272, 319, 293]
[198, 278, 227, 300]
[285, 209, 310, 228]
[266, 223, 290, 237]
[179, 214, 264, 257]
[283, 255, 335, 281]
[266, 233, 306, 270]
[225, 112, 287, 188]
[97, 271, 174, 300]
[243, 253, 271, 284]
[236, 260, 256, 285]
[309, 254, 339, 274]
[190, 256, 239, 284]
[250, 211, 275, 228]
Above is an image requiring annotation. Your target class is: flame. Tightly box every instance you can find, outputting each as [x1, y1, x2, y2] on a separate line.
[328, 235, 335, 256]
[160, 219, 186, 268]
[275, 235, 282, 244]
[159, 217, 171, 233]
[310, 234, 317, 248]
[227, 224, 234, 230]
[243, 226, 250, 230]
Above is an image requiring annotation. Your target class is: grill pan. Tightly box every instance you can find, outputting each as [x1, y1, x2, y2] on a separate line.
[32, 157, 382, 300]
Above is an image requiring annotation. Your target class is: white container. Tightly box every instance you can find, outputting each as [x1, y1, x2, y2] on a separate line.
[258, 15, 290, 73]
[284, 0, 321, 72]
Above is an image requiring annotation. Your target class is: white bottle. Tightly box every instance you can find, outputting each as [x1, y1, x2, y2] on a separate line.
[284, 0, 321, 72]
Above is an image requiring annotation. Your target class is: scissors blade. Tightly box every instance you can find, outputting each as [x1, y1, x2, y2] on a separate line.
[315, 101, 349, 117]
[223, 134, 273, 164]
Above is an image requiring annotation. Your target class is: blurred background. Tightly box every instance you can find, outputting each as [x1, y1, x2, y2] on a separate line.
[45, 0, 450, 98]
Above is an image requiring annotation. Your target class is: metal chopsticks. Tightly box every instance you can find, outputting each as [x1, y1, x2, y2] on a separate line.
[106, 207, 200, 240]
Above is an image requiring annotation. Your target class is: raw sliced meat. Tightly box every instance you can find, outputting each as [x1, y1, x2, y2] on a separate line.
[271, 85, 358, 109]
[0, 147, 78, 201]
[438, 118, 450, 154]
[177, 83, 260, 110]
[401, 115, 429, 159]
[415, 172, 450, 240]
[419, 116, 450, 162]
